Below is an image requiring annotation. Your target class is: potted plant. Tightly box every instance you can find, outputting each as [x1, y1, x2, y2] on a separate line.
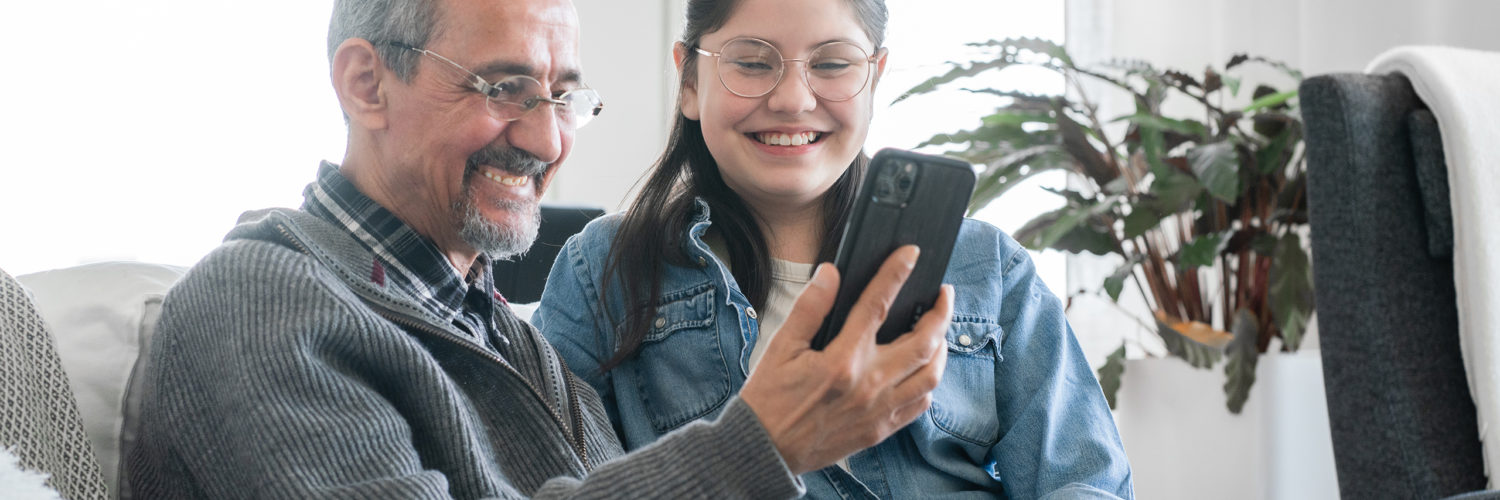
[896, 38, 1314, 413]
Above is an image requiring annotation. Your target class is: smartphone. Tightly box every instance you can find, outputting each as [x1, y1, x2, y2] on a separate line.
[810, 148, 976, 350]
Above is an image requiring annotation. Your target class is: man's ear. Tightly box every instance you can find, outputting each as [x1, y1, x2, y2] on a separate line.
[672, 42, 701, 121]
[332, 38, 389, 130]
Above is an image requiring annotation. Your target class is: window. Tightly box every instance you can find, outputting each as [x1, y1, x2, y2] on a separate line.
[866, 0, 1067, 293]
[0, 1, 346, 275]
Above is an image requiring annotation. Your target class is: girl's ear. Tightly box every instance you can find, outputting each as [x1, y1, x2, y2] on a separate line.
[870, 47, 889, 90]
[673, 42, 701, 120]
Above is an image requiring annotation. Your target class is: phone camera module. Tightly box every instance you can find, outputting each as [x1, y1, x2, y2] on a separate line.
[874, 161, 919, 207]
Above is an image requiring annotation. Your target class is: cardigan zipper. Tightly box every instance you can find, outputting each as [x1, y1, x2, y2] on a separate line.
[376, 310, 592, 470]
[272, 223, 593, 469]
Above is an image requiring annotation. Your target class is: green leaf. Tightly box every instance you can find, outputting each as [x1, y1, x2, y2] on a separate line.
[1223, 75, 1243, 96]
[893, 59, 1015, 105]
[1013, 208, 1066, 251]
[1243, 90, 1298, 114]
[1251, 233, 1278, 256]
[982, 110, 1056, 127]
[1111, 113, 1210, 139]
[1098, 345, 1127, 409]
[1223, 308, 1260, 414]
[1052, 220, 1118, 256]
[965, 145, 1067, 215]
[1187, 142, 1242, 204]
[1155, 313, 1226, 369]
[1270, 234, 1315, 351]
[1148, 166, 1204, 211]
[1123, 206, 1165, 239]
[1055, 106, 1118, 187]
[1103, 256, 1143, 302]
[1013, 200, 1119, 255]
[1255, 126, 1295, 175]
[1179, 233, 1226, 268]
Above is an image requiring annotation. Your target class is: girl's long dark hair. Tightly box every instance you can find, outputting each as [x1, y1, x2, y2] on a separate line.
[598, 0, 888, 372]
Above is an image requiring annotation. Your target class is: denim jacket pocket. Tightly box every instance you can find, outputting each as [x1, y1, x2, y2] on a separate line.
[631, 282, 732, 433]
[928, 319, 1003, 447]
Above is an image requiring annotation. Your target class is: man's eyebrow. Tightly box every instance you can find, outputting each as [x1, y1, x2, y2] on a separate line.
[473, 60, 584, 85]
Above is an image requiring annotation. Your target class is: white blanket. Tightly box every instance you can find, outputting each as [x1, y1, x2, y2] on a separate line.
[1369, 46, 1500, 487]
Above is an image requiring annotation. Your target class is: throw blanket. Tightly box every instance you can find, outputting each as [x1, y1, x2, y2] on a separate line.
[1369, 46, 1500, 487]
[0, 268, 108, 499]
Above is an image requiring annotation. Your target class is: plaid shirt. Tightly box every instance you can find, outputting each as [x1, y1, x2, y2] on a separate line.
[302, 161, 506, 349]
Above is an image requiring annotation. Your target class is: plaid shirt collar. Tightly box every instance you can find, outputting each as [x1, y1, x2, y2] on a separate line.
[301, 161, 496, 322]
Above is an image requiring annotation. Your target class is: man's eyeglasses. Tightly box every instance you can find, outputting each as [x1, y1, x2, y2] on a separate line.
[383, 41, 604, 129]
[694, 37, 881, 102]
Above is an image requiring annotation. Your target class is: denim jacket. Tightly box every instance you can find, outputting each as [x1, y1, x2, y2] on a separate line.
[534, 200, 1133, 499]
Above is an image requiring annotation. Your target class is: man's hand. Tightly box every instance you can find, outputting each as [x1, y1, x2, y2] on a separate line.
[740, 245, 953, 474]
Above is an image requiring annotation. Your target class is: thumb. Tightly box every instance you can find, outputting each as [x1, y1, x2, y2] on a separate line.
[767, 263, 839, 350]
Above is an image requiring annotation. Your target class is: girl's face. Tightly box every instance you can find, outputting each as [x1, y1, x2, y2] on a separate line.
[677, 0, 886, 212]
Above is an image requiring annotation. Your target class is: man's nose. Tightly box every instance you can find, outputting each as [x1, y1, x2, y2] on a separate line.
[505, 106, 565, 165]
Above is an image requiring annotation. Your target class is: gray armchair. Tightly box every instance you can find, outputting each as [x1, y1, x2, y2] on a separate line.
[1302, 73, 1491, 498]
[491, 204, 605, 304]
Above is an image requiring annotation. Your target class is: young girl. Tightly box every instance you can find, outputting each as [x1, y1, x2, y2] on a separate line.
[534, 0, 1133, 497]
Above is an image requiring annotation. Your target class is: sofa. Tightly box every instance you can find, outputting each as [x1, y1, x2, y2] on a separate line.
[0, 205, 602, 498]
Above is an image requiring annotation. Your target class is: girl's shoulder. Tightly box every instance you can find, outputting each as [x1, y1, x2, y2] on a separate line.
[955, 218, 1023, 261]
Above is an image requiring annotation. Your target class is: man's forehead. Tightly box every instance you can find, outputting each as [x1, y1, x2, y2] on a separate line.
[435, 0, 582, 81]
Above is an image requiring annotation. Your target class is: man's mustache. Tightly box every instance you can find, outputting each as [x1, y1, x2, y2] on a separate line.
[465, 145, 550, 179]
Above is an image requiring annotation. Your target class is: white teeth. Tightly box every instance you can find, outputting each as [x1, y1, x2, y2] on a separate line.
[483, 170, 530, 187]
[755, 131, 820, 146]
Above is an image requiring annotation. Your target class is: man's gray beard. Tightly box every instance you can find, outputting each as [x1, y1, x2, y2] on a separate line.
[455, 145, 549, 260]
[456, 194, 539, 260]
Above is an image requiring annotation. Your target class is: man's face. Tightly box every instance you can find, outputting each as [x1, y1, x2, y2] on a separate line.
[378, 0, 582, 259]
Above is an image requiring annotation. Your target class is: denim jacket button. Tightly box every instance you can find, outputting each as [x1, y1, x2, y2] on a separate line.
[958, 334, 973, 346]
[697, 256, 708, 267]
[654, 317, 667, 328]
[746, 306, 758, 320]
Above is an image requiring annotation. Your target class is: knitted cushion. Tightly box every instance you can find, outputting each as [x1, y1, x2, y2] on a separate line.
[0, 267, 108, 500]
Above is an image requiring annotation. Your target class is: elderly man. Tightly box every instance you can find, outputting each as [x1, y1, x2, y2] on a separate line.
[125, 0, 951, 498]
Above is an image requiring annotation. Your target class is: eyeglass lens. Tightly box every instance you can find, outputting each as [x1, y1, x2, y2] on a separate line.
[714, 38, 871, 101]
[481, 75, 603, 129]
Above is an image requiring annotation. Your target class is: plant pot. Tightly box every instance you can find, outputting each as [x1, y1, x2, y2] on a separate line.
[1112, 350, 1339, 500]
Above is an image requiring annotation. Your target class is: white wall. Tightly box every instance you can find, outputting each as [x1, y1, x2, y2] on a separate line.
[548, 0, 680, 211]
[0, 0, 678, 275]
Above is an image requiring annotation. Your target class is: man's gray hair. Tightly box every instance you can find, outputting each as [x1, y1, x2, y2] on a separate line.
[327, 0, 441, 82]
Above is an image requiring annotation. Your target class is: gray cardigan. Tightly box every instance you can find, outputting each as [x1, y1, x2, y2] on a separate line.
[125, 208, 801, 499]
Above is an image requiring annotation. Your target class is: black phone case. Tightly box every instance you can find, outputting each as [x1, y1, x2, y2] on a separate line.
[811, 148, 976, 350]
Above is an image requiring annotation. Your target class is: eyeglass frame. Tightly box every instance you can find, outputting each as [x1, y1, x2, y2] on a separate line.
[380, 41, 604, 128]
[693, 37, 884, 102]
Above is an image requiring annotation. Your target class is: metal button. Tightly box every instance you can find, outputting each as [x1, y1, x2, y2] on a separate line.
[747, 307, 758, 320]
[958, 334, 973, 346]
[697, 256, 708, 267]
[654, 317, 667, 328]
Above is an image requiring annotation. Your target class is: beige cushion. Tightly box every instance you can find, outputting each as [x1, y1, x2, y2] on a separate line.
[18, 262, 186, 497]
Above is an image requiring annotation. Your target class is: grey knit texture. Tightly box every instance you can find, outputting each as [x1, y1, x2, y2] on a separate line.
[1302, 73, 1487, 498]
[125, 208, 801, 499]
[0, 268, 110, 500]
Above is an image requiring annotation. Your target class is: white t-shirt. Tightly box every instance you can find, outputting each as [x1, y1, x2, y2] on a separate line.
[706, 236, 852, 472]
[747, 258, 814, 373]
